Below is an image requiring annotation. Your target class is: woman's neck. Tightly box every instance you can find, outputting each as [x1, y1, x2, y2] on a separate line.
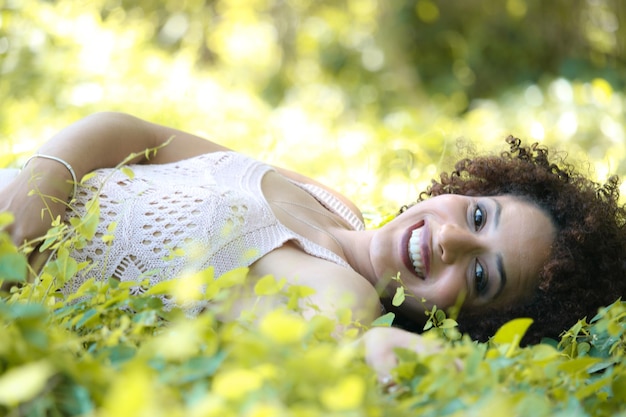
[334, 228, 378, 286]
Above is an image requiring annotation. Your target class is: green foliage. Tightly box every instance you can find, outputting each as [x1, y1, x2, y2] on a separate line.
[0, 213, 27, 283]
[384, 303, 626, 417]
[1, 247, 626, 415]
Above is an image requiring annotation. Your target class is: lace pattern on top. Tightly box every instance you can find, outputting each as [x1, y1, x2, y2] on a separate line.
[62, 152, 362, 311]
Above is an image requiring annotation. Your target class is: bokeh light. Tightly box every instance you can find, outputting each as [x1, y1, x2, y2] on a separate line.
[1, 0, 625, 216]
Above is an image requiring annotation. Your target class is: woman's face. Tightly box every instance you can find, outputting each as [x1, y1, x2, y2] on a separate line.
[367, 194, 556, 316]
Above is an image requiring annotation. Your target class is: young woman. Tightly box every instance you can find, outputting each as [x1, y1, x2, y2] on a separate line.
[2, 112, 624, 377]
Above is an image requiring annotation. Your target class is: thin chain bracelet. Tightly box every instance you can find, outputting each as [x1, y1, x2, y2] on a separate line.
[23, 154, 78, 201]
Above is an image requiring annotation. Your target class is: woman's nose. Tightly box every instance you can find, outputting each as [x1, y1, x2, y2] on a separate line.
[438, 223, 483, 264]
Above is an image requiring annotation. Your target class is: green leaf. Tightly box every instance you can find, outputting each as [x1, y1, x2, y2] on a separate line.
[557, 357, 600, 375]
[434, 309, 446, 322]
[392, 287, 405, 307]
[160, 353, 227, 385]
[2, 302, 48, 320]
[217, 267, 247, 288]
[78, 198, 100, 239]
[0, 212, 14, 227]
[0, 361, 55, 406]
[145, 280, 176, 295]
[101, 345, 137, 365]
[46, 247, 78, 285]
[574, 372, 611, 400]
[59, 384, 95, 416]
[371, 312, 395, 327]
[0, 252, 27, 282]
[120, 166, 135, 179]
[80, 172, 97, 183]
[73, 308, 99, 328]
[440, 318, 458, 329]
[40, 224, 65, 252]
[612, 374, 626, 402]
[492, 318, 534, 346]
[254, 274, 286, 296]
[286, 284, 316, 309]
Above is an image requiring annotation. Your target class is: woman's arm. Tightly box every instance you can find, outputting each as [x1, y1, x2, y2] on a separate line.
[38, 112, 361, 214]
[1, 112, 230, 247]
[3, 112, 361, 245]
[37, 111, 231, 180]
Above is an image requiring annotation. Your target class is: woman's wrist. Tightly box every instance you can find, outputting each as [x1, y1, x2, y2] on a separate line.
[21, 156, 78, 203]
[23, 154, 77, 200]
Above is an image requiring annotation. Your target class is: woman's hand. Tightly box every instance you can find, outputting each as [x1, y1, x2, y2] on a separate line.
[360, 327, 442, 382]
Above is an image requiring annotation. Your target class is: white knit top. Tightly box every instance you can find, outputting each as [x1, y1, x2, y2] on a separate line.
[62, 152, 364, 308]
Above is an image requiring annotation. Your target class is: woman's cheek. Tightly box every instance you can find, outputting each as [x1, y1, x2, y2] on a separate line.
[427, 272, 467, 310]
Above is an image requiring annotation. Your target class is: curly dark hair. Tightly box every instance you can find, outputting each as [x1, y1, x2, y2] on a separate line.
[398, 136, 626, 344]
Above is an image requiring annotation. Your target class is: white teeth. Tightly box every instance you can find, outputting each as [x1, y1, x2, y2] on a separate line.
[408, 228, 425, 277]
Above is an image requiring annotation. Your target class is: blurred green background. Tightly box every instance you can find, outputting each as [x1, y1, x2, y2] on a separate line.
[1, 0, 625, 220]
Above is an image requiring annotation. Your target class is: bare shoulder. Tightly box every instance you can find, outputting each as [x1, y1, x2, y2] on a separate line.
[273, 166, 364, 224]
[249, 243, 380, 324]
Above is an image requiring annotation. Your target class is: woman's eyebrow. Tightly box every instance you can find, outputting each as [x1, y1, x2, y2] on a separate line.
[495, 253, 507, 299]
[492, 198, 502, 227]
[490, 197, 505, 298]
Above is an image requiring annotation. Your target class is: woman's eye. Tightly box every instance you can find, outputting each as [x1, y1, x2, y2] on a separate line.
[474, 260, 488, 294]
[473, 205, 485, 230]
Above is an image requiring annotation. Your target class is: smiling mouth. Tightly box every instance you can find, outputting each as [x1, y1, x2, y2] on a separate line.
[408, 227, 426, 278]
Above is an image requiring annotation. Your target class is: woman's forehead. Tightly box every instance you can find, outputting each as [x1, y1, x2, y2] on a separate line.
[490, 195, 556, 305]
